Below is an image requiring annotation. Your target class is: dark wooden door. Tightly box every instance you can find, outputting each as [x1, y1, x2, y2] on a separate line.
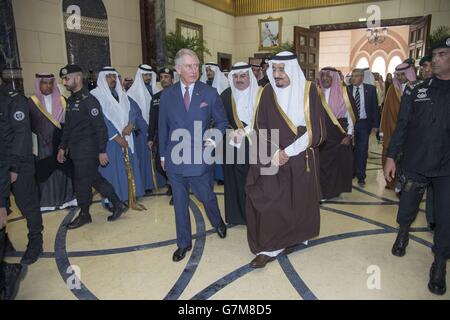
[408, 15, 431, 65]
[294, 26, 320, 81]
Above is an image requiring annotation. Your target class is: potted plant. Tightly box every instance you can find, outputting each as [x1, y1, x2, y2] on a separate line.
[429, 26, 450, 47]
[165, 32, 211, 66]
[271, 41, 294, 55]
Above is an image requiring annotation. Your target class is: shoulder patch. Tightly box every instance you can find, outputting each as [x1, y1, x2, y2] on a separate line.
[13, 110, 25, 121]
[91, 108, 99, 116]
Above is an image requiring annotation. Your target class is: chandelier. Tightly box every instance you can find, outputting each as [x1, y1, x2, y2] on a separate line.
[366, 27, 388, 45]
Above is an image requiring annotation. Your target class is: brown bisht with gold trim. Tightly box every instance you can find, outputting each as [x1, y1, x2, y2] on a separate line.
[28, 95, 75, 209]
[246, 82, 326, 254]
[380, 85, 401, 189]
[318, 84, 359, 199]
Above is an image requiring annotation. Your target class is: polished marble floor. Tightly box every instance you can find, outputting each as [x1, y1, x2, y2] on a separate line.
[4, 139, 449, 300]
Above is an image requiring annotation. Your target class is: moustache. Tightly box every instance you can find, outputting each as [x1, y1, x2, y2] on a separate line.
[274, 78, 283, 81]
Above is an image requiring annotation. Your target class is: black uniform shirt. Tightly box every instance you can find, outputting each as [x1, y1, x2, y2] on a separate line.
[59, 88, 108, 159]
[387, 77, 450, 177]
[0, 84, 33, 174]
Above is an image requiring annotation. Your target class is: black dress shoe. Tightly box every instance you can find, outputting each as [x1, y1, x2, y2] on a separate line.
[67, 212, 92, 230]
[166, 186, 173, 196]
[357, 178, 366, 186]
[392, 226, 409, 257]
[20, 240, 43, 265]
[428, 258, 447, 295]
[429, 222, 436, 232]
[169, 197, 174, 206]
[217, 180, 224, 186]
[2, 262, 28, 300]
[107, 202, 128, 222]
[172, 247, 192, 262]
[216, 220, 227, 239]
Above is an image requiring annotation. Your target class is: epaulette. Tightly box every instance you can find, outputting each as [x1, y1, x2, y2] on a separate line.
[8, 91, 18, 98]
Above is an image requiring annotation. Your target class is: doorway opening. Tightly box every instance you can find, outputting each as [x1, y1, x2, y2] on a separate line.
[294, 15, 431, 81]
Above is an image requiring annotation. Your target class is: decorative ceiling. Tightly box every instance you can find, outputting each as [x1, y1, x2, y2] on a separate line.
[194, 0, 388, 16]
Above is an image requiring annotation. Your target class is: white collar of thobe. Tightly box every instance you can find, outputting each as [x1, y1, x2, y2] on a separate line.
[43, 94, 53, 114]
[323, 87, 331, 103]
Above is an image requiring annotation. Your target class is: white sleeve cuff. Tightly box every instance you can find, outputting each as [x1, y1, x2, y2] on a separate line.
[346, 111, 354, 136]
[244, 125, 252, 135]
[109, 134, 118, 141]
[284, 132, 309, 157]
[160, 157, 165, 162]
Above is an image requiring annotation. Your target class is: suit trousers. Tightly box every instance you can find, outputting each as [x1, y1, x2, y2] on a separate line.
[167, 168, 222, 248]
[354, 119, 371, 180]
[72, 158, 119, 214]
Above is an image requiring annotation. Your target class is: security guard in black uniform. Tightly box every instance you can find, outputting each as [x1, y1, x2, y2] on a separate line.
[384, 38, 450, 295]
[57, 65, 126, 229]
[0, 82, 27, 300]
[148, 67, 174, 204]
[0, 68, 44, 266]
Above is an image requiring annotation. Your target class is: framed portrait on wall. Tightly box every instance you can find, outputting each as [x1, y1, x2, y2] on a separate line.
[258, 17, 282, 51]
[176, 19, 203, 41]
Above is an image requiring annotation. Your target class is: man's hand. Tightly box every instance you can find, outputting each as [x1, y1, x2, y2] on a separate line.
[271, 149, 289, 167]
[341, 136, 352, 145]
[147, 140, 154, 150]
[0, 207, 7, 228]
[161, 160, 165, 172]
[10, 172, 18, 183]
[230, 129, 245, 145]
[114, 136, 129, 149]
[122, 124, 134, 136]
[371, 128, 379, 136]
[384, 157, 396, 182]
[99, 153, 109, 166]
[57, 149, 66, 164]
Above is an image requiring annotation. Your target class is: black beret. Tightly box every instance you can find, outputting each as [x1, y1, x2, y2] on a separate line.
[158, 67, 174, 78]
[419, 55, 432, 66]
[59, 64, 83, 78]
[429, 37, 450, 53]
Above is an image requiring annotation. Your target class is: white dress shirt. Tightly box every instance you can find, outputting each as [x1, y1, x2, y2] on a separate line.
[353, 85, 367, 120]
[180, 80, 195, 100]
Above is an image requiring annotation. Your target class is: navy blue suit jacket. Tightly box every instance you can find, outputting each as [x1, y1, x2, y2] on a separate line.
[348, 83, 380, 129]
[158, 80, 229, 177]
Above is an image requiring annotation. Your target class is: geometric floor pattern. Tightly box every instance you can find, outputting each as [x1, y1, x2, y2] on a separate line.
[5, 138, 449, 300]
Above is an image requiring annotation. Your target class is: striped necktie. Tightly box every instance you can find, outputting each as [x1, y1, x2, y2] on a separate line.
[354, 86, 361, 117]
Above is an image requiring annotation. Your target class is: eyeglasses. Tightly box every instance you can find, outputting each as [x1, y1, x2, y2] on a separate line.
[181, 64, 199, 71]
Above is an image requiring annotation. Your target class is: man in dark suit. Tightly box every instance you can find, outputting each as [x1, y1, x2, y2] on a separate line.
[348, 68, 380, 186]
[159, 49, 229, 262]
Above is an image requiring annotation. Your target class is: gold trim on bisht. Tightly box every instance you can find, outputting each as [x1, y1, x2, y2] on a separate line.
[342, 83, 356, 125]
[123, 147, 146, 211]
[318, 87, 346, 134]
[30, 95, 66, 130]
